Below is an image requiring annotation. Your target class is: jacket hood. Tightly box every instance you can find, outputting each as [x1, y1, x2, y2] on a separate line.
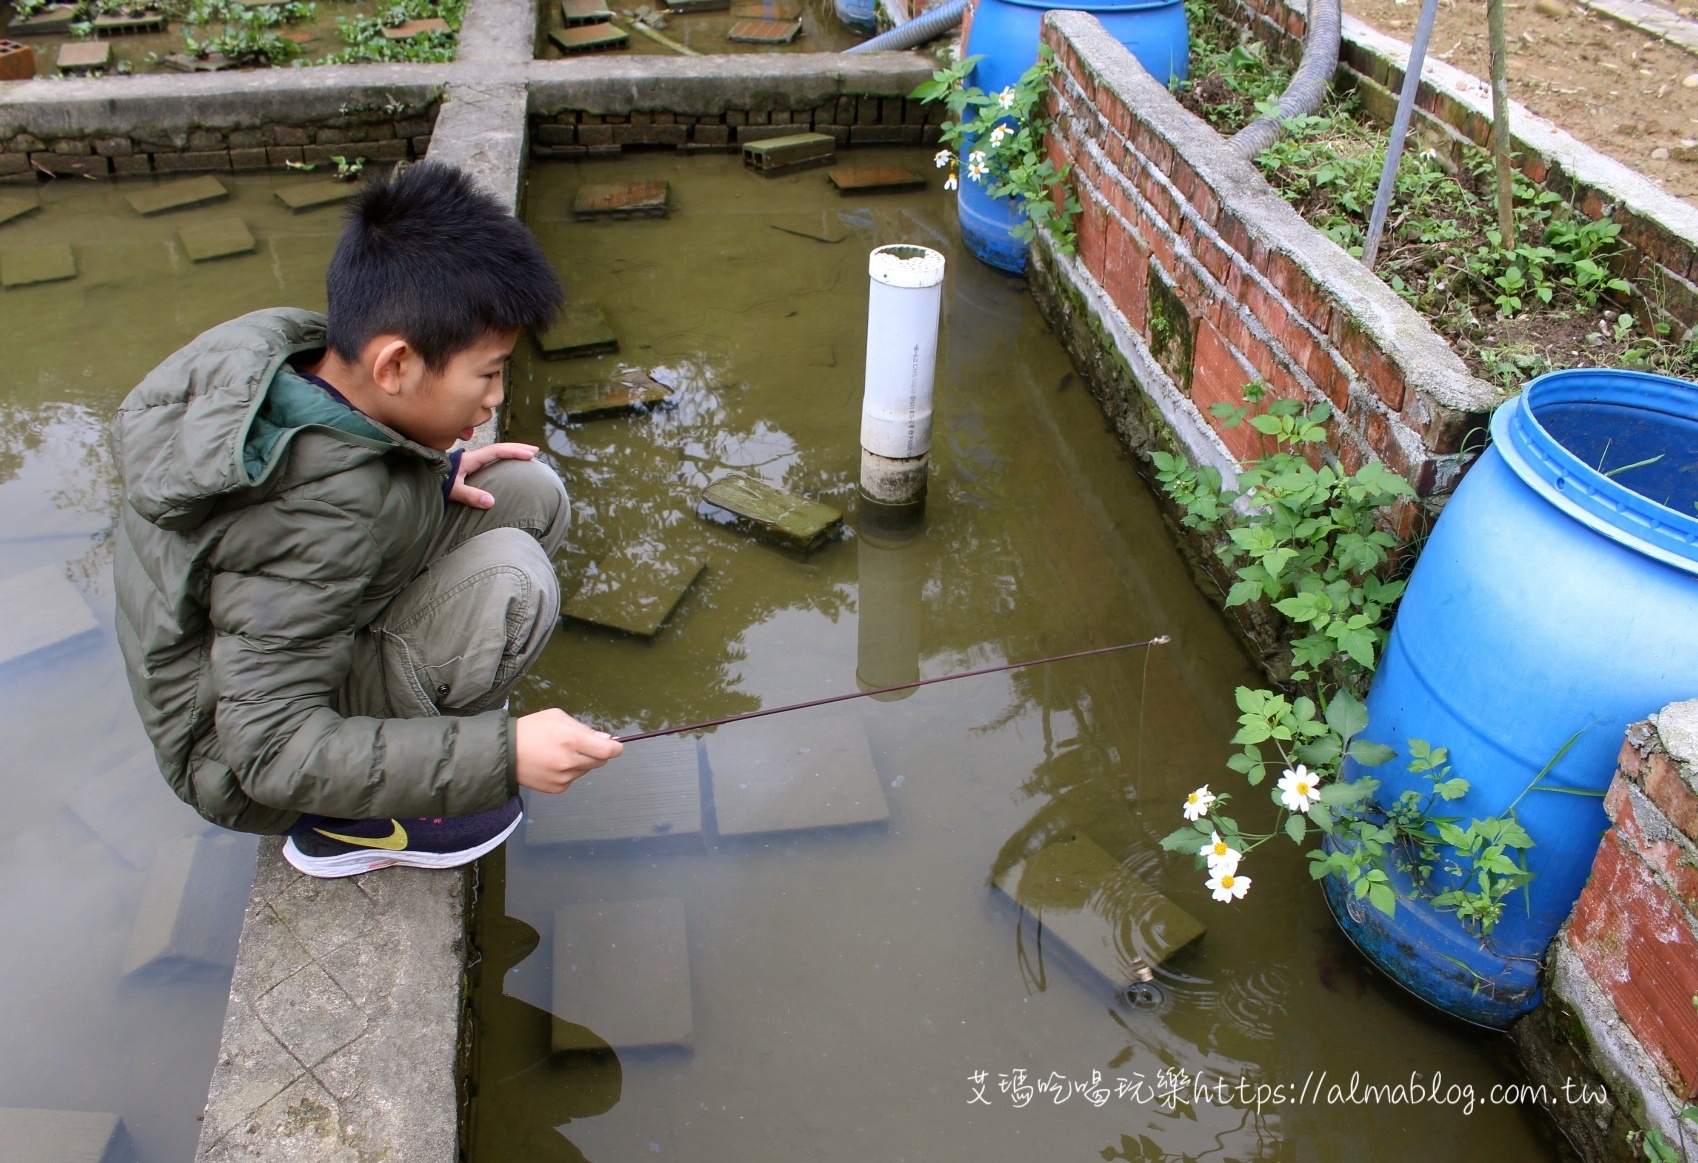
[114, 308, 443, 532]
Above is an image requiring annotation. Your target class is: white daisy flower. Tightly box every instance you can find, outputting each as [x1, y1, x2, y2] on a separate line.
[934, 148, 952, 169]
[1182, 785, 1215, 822]
[1203, 830, 1241, 876]
[988, 124, 1008, 147]
[1207, 869, 1251, 902]
[997, 86, 1016, 109]
[966, 159, 988, 181]
[1277, 764, 1322, 813]
[944, 174, 958, 190]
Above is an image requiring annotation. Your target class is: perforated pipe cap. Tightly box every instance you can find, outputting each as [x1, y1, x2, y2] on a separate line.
[869, 244, 945, 289]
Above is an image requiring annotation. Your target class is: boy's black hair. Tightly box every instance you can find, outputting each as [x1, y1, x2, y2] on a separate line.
[325, 161, 562, 370]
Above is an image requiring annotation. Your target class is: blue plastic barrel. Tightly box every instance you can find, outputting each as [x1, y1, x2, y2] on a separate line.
[1328, 368, 1698, 1029]
[836, 0, 879, 35]
[957, 0, 1188, 272]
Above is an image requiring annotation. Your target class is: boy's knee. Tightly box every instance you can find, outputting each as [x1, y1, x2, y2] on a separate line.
[469, 456, 570, 553]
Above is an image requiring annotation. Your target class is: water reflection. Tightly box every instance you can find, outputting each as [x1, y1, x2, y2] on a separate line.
[854, 521, 925, 698]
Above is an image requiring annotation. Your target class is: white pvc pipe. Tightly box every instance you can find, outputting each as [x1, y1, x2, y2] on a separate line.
[861, 244, 945, 461]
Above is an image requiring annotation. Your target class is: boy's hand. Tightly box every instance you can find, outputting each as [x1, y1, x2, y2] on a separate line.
[514, 709, 624, 793]
[450, 443, 540, 509]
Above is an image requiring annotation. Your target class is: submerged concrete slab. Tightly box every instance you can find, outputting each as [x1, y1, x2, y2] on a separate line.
[68, 751, 211, 870]
[0, 564, 98, 665]
[124, 832, 256, 976]
[706, 714, 888, 836]
[524, 735, 703, 846]
[0, 1108, 137, 1163]
[564, 544, 703, 636]
[0, 242, 75, 287]
[180, 216, 257, 261]
[550, 897, 692, 1051]
[533, 298, 617, 357]
[127, 175, 229, 216]
[274, 180, 356, 212]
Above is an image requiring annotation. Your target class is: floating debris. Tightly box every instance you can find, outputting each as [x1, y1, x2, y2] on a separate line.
[4, 4, 77, 35]
[0, 564, 96, 660]
[56, 39, 110, 73]
[1, 244, 75, 287]
[381, 16, 450, 36]
[564, 544, 704, 637]
[274, 179, 358, 212]
[993, 834, 1205, 989]
[706, 714, 888, 836]
[725, 15, 799, 41]
[525, 736, 702, 846]
[550, 21, 628, 51]
[0, 1109, 135, 1163]
[741, 131, 834, 174]
[0, 195, 40, 227]
[828, 164, 926, 193]
[533, 299, 618, 358]
[699, 474, 842, 550]
[551, 898, 693, 1051]
[126, 175, 229, 217]
[178, 216, 256, 262]
[561, 0, 613, 24]
[122, 832, 253, 976]
[549, 368, 673, 421]
[572, 180, 668, 221]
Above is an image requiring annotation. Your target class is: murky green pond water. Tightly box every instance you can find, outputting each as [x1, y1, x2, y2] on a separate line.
[469, 152, 1566, 1162]
[0, 171, 352, 1161]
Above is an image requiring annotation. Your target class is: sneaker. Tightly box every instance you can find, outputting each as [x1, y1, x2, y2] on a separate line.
[282, 796, 524, 878]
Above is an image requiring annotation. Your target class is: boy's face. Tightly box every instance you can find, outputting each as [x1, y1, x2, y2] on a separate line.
[384, 328, 521, 451]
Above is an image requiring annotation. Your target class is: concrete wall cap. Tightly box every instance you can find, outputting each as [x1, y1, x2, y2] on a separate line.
[1653, 698, 1698, 773]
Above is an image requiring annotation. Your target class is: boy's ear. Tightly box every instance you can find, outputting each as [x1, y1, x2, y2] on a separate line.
[368, 336, 414, 397]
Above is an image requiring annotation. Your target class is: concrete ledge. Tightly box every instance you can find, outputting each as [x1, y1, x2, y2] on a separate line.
[526, 50, 935, 114]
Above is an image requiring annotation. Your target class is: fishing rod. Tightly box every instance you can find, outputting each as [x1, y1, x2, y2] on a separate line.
[613, 635, 1171, 743]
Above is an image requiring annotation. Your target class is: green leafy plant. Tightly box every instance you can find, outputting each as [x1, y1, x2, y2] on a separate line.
[911, 46, 1081, 254]
[311, 0, 464, 65]
[176, 0, 314, 65]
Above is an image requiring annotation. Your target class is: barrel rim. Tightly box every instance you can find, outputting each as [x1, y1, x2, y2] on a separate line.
[1494, 367, 1698, 575]
[970, 0, 1183, 12]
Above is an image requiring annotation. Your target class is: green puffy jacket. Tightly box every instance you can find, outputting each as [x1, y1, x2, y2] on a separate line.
[113, 307, 516, 834]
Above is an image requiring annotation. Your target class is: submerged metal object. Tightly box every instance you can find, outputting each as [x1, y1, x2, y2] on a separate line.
[741, 131, 834, 174]
[700, 474, 843, 550]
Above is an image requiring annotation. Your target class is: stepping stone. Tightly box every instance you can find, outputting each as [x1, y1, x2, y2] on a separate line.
[0, 244, 74, 288]
[126, 175, 229, 217]
[0, 196, 40, 227]
[550, 22, 628, 51]
[525, 736, 702, 846]
[730, 0, 799, 16]
[91, 10, 166, 33]
[55, 39, 109, 73]
[561, 0, 613, 24]
[572, 180, 668, 221]
[0, 565, 96, 667]
[158, 51, 236, 70]
[725, 16, 799, 42]
[741, 131, 835, 174]
[68, 751, 207, 870]
[5, 4, 77, 35]
[178, 216, 256, 262]
[122, 832, 254, 976]
[533, 299, 617, 358]
[828, 164, 927, 193]
[548, 368, 673, 422]
[564, 544, 703, 637]
[706, 714, 888, 836]
[0, 38, 35, 81]
[551, 897, 693, 1051]
[665, 0, 728, 10]
[275, 179, 357, 212]
[0, 1109, 135, 1163]
[381, 16, 450, 37]
[699, 474, 842, 550]
[993, 834, 1205, 988]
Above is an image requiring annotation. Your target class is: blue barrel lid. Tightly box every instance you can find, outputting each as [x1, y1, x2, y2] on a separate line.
[976, 0, 1181, 11]
[1494, 367, 1698, 575]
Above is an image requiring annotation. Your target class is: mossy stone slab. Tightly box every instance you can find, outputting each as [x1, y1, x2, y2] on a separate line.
[571, 180, 668, 221]
[275, 179, 357, 212]
[551, 897, 692, 1051]
[178, 216, 256, 262]
[706, 714, 888, 836]
[126, 175, 229, 217]
[565, 545, 703, 637]
[549, 368, 672, 421]
[0, 564, 97, 663]
[525, 735, 702, 846]
[533, 299, 617, 358]
[550, 21, 627, 51]
[828, 165, 927, 193]
[122, 832, 254, 976]
[993, 834, 1205, 987]
[0, 243, 75, 288]
[0, 197, 39, 227]
[700, 474, 842, 550]
[0, 1109, 133, 1163]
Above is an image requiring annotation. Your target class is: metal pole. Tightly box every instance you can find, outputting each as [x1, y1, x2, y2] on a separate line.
[1360, 0, 1442, 271]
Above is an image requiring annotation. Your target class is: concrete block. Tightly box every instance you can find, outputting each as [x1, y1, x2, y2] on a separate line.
[524, 735, 702, 846]
[562, 0, 614, 24]
[126, 175, 228, 215]
[228, 147, 268, 171]
[532, 299, 616, 358]
[55, 40, 111, 74]
[827, 164, 924, 192]
[571, 179, 667, 220]
[27, 152, 107, 176]
[0, 565, 94, 666]
[740, 129, 832, 171]
[152, 150, 231, 172]
[724, 17, 799, 42]
[548, 368, 673, 421]
[178, 216, 256, 262]
[112, 156, 151, 175]
[0, 1108, 136, 1163]
[698, 473, 842, 550]
[93, 136, 133, 157]
[0, 154, 30, 176]
[67, 751, 204, 869]
[564, 544, 703, 637]
[550, 898, 692, 1051]
[550, 23, 628, 52]
[51, 137, 91, 155]
[4, 4, 77, 35]
[0, 194, 40, 225]
[274, 178, 356, 211]
[706, 714, 887, 836]
[122, 832, 256, 976]
[265, 146, 305, 167]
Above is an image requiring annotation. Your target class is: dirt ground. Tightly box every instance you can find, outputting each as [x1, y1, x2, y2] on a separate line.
[1342, 0, 1698, 204]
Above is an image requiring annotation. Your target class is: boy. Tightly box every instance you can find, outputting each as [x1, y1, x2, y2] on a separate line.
[113, 161, 622, 879]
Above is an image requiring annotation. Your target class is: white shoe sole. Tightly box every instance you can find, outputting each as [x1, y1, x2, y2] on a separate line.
[282, 811, 523, 879]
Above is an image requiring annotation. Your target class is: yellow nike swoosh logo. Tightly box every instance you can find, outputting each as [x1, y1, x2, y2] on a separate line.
[314, 820, 409, 851]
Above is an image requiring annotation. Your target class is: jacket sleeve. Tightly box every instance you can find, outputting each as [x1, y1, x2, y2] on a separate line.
[207, 489, 517, 820]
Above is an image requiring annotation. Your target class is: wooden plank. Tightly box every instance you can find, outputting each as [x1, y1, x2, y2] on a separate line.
[122, 832, 254, 976]
[992, 834, 1205, 988]
[0, 565, 96, 664]
[0, 196, 36, 227]
[533, 299, 617, 359]
[725, 16, 799, 41]
[550, 22, 628, 51]
[548, 368, 672, 422]
[564, 545, 703, 637]
[56, 40, 110, 71]
[126, 175, 229, 217]
[550, 898, 692, 1051]
[524, 736, 702, 846]
[561, 0, 613, 24]
[741, 131, 834, 174]
[380, 16, 449, 37]
[699, 474, 842, 550]
[274, 180, 357, 212]
[178, 216, 256, 262]
[571, 180, 668, 221]
[828, 164, 927, 193]
[67, 751, 208, 870]
[0, 1108, 133, 1163]
[729, 0, 799, 17]
[706, 714, 888, 836]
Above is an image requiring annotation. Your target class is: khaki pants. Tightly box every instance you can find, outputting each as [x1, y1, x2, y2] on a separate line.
[339, 456, 569, 723]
